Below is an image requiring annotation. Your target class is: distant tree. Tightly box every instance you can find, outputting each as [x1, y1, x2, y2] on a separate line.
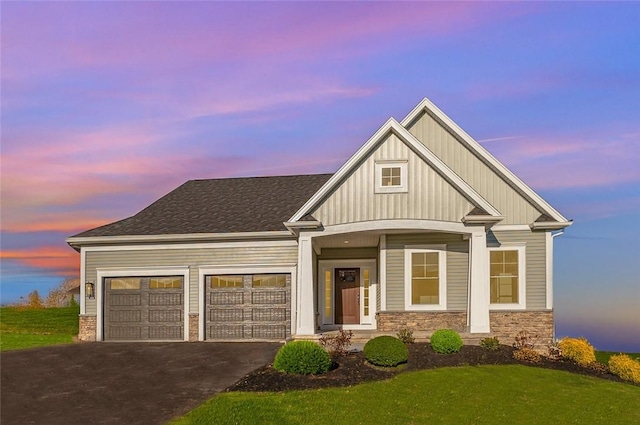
[45, 277, 79, 308]
[27, 290, 44, 309]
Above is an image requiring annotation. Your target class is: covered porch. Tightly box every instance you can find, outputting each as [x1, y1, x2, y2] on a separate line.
[292, 220, 493, 338]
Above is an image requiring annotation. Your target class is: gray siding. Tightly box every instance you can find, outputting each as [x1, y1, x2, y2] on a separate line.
[489, 230, 547, 309]
[407, 111, 543, 225]
[85, 244, 298, 315]
[385, 233, 469, 311]
[312, 132, 475, 225]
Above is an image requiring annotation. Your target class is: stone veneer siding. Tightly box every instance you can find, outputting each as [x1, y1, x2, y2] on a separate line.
[489, 311, 554, 348]
[377, 311, 467, 333]
[78, 315, 97, 341]
[189, 314, 199, 342]
[377, 310, 553, 348]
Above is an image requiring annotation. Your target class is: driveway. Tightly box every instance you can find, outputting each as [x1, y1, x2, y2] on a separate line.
[1, 342, 280, 425]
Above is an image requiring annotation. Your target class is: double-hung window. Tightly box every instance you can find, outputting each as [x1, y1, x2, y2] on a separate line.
[404, 245, 446, 310]
[489, 245, 526, 309]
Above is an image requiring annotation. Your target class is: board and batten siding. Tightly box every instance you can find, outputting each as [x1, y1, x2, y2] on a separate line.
[385, 234, 469, 311]
[406, 111, 543, 225]
[490, 230, 547, 310]
[311, 132, 475, 225]
[84, 244, 298, 315]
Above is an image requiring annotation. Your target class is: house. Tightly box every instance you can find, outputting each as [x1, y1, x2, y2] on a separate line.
[67, 98, 571, 344]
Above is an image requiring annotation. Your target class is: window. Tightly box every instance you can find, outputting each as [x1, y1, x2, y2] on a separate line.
[252, 274, 287, 288]
[210, 275, 244, 288]
[375, 161, 408, 193]
[404, 246, 446, 310]
[489, 245, 526, 309]
[150, 276, 183, 289]
[109, 278, 141, 290]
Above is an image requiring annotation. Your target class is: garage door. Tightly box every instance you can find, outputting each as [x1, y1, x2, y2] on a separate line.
[206, 273, 290, 340]
[104, 276, 183, 341]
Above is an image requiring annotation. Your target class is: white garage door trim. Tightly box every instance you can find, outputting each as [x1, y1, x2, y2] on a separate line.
[198, 264, 297, 341]
[96, 266, 190, 341]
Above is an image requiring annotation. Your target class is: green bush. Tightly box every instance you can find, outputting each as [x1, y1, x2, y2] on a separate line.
[480, 337, 500, 351]
[273, 341, 331, 375]
[430, 329, 463, 354]
[609, 354, 640, 384]
[364, 336, 409, 367]
[558, 337, 596, 367]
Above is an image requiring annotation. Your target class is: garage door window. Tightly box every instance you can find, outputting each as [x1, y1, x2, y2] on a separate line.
[110, 278, 141, 290]
[252, 274, 287, 287]
[211, 275, 244, 288]
[150, 276, 183, 289]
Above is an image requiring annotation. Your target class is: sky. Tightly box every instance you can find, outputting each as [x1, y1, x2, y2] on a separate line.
[1, 1, 639, 352]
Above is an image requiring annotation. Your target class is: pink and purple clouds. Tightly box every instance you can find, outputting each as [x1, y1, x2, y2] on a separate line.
[1, 1, 639, 350]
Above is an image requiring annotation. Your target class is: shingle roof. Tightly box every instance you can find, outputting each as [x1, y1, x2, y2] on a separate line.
[71, 174, 333, 237]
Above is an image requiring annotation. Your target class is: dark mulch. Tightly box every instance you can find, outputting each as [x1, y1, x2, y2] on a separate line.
[228, 344, 629, 392]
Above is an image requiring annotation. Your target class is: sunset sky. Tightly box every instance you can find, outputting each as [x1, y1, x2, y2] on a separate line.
[1, 2, 639, 351]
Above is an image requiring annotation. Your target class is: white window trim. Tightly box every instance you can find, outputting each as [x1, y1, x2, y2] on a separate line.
[404, 244, 447, 311]
[488, 244, 526, 310]
[375, 160, 408, 193]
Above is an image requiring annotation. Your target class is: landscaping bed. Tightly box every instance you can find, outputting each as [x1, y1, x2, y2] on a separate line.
[228, 343, 630, 392]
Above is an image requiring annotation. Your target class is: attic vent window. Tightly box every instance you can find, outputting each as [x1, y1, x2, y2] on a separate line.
[375, 161, 408, 193]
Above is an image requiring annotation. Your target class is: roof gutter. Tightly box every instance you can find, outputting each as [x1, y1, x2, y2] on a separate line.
[461, 214, 505, 226]
[66, 230, 295, 251]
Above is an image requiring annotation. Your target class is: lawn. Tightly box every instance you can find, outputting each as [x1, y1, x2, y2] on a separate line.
[0, 306, 79, 351]
[171, 365, 640, 425]
[596, 351, 640, 364]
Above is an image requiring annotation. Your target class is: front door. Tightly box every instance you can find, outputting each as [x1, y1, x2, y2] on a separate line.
[335, 268, 359, 324]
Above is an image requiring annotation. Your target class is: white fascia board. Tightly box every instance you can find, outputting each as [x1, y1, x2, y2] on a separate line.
[289, 118, 501, 222]
[400, 97, 569, 223]
[462, 215, 505, 225]
[530, 221, 573, 231]
[67, 231, 294, 248]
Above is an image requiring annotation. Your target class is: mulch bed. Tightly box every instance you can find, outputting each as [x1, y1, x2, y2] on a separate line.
[228, 343, 628, 392]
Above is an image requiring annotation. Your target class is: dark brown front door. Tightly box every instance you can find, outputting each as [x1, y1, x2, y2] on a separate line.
[335, 268, 360, 324]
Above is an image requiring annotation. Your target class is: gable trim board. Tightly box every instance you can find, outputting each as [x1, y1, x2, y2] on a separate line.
[69, 97, 568, 346]
[289, 118, 503, 224]
[401, 98, 571, 227]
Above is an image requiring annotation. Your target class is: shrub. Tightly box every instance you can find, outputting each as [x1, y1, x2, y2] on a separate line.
[609, 354, 640, 384]
[363, 336, 409, 367]
[479, 337, 500, 351]
[513, 347, 542, 363]
[430, 329, 463, 354]
[513, 330, 539, 350]
[319, 330, 353, 358]
[547, 341, 562, 360]
[396, 328, 415, 344]
[558, 337, 596, 367]
[273, 341, 331, 375]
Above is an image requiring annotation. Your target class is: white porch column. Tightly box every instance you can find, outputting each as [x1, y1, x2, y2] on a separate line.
[469, 230, 490, 333]
[296, 233, 316, 335]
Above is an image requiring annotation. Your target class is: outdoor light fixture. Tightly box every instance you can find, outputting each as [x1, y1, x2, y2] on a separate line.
[85, 281, 95, 299]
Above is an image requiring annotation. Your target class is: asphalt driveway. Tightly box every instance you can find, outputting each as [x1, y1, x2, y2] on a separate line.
[1, 342, 281, 425]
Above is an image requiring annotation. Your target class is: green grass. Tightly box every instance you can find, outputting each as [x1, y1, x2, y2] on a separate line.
[596, 351, 640, 364]
[170, 365, 640, 425]
[0, 306, 79, 351]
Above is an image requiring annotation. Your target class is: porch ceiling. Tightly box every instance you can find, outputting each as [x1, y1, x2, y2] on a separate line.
[313, 232, 381, 249]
